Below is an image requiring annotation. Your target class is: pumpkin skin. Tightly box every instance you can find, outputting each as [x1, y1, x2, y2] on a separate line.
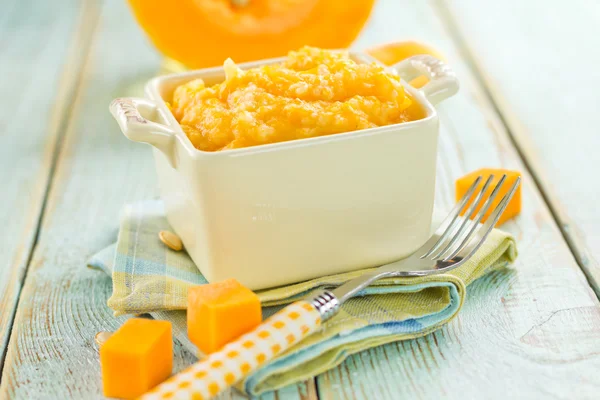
[127, 0, 376, 69]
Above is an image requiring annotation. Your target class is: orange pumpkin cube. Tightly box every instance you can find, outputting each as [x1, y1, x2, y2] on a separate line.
[188, 278, 262, 354]
[456, 168, 522, 226]
[100, 319, 172, 399]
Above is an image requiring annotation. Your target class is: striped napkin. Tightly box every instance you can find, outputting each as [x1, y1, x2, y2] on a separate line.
[88, 199, 517, 396]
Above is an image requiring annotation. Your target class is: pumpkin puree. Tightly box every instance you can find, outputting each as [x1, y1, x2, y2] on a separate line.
[170, 47, 423, 151]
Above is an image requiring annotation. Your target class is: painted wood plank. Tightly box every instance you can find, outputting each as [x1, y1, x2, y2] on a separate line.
[0, 0, 315, 398]
[316, 0, 600, 398]
[0, 0, 94, 369]
[437, 0, 600, 295]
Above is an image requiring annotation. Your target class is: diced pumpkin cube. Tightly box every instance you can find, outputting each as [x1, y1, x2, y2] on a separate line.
[100, 318, 173, 399]
[188, 278, 262, 354]
[456, 168, 522, 226]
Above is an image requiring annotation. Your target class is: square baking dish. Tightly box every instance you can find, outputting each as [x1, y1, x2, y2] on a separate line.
[110, 53, 459, 290]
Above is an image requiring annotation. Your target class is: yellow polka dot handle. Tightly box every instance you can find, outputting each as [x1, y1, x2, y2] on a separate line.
[139, 301, 322, 400]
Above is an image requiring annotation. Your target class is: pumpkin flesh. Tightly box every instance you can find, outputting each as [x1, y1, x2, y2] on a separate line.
[170, 47, 422, 151]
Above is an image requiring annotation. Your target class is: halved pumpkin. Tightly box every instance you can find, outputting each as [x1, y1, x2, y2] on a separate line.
[127, 0, 375, 69]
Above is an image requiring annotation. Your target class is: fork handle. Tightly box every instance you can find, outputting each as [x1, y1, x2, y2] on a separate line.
[139, 300, 325, 399]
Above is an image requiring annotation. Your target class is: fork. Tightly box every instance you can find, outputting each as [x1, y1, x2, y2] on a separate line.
[140, 174, 521, 400]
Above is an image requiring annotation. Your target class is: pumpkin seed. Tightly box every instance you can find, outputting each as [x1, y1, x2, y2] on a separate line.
[159, 230, 183, 251]
[95, 331, 113, 346]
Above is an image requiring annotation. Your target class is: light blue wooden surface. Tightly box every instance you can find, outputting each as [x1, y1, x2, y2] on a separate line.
[0, 0, 599, 399]
[440, 0, 600, 295]
[0, 0, 86, 367]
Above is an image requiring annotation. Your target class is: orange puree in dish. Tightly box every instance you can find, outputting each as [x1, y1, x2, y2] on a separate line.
[170, 46, 423, 151]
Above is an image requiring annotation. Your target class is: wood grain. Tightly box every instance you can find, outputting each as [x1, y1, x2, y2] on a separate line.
[0, 0, 94, 369]
[0, 0, 314, 397]
[316, 0, 600, 398]
[2, 0, 599, 399]
[436, 0, 600, 295]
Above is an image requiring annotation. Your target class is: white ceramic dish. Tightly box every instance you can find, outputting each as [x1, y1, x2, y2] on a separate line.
[110, 53, 459, 290]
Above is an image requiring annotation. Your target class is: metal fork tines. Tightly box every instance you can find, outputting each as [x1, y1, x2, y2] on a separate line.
[420, 173, 519, 264]
[325, 174, 521, 309]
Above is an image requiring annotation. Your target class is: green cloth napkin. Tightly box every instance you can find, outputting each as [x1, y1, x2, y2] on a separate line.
[88, 200, 517, 396]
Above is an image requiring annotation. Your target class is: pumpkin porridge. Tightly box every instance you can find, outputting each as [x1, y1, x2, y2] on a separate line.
[170, 47, 424, 151]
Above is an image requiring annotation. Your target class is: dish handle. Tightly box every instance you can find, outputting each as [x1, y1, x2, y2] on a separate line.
[392, 55, 459, 106]
[109, 97, 177, 168]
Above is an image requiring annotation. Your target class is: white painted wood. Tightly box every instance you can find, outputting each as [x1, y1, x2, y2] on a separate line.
[0, 0, 315, 398]
[315, 0, 600, 398]
[0, 0, 89, 367]
[437, 0, 600, 295]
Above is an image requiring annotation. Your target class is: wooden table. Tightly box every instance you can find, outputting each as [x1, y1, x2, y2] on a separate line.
[2, 0, 599, 398]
